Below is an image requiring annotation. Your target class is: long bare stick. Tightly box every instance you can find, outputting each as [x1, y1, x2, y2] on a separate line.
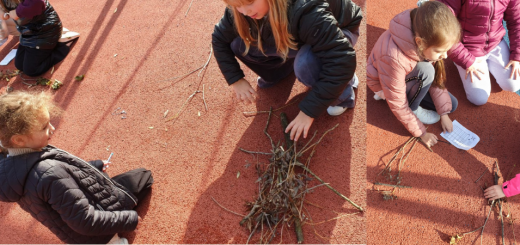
[295, 162, 363, 212]
[500, 200, 505, 245]
[378, 136, 416, 176]
[185, 0, 195, 16]
[243, 100, 299, 117]
[374, 182, 412, 189]
[165, 91, 201, 122]
[239, 147, 273, 155]
[298, 124, 339, 156]
[197, 45, 213, 78]
[211, 196, 245, 217]
[480, 200, 496, 245]
[202, 84, 208, 111]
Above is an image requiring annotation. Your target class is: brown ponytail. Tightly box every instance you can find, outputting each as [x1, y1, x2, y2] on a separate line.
[410, 1, 461, 89]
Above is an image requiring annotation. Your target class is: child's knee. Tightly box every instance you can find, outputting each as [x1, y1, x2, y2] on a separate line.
[415, 62, 435, 86]
[467, 90, 489, 106]
[294, 45, 320, 86]
[499, 79, 520, 92]
[450, 96, 459, 113]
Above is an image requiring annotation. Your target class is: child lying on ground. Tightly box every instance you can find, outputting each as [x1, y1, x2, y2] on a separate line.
[0, 91, 153, 244]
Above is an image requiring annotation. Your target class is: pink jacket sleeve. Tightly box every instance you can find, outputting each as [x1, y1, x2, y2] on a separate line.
[438, 0, 476, 69]
[379, 55, 426, 137]
[503, 174, 520, 197]
[428, 86, 452, 116]
[504, 0, 520, 62]
[16, 0, 45, 19]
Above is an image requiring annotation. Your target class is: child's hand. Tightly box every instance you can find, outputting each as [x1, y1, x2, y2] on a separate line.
[285, 111, 314, 142]
[465, 58, 484, 83]
[506, 60, 520, 80]
[440, 114, 453, 133]
[231, 78, 258, 104]
[420, 132, 438, 147]
[102, 160, 110, 172]
[484, 185, 506, 201]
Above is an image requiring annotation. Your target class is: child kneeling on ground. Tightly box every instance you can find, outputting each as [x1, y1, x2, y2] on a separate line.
[0, 91, 153, 244]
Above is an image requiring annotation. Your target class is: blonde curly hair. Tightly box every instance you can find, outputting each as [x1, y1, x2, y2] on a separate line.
[0, 91, 61, 148]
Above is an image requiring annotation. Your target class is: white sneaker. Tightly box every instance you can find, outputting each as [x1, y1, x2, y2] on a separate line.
[108, 234, 129, 244]
[351, 73, 359, 88]
[413, 106, 440, 124]
[59, 29, 80, 42]
[327, 106, 348, 116]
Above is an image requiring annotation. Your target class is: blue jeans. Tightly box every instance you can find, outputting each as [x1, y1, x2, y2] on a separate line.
[231, 29, 358, 108]
[405, 61, 458, 113]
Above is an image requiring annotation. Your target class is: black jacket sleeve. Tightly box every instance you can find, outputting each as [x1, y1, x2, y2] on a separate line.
[88, 160, 104, 172]
[292, 0, 357, 118]
[212, 8, 245, 85]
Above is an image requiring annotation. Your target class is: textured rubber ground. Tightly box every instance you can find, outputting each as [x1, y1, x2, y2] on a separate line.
[367, 1, 520, 244]
[0, 0, 367, 243]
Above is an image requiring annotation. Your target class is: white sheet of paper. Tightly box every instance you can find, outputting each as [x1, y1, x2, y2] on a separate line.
[0, 49, 16, 65]
[440, 120, 480, 150]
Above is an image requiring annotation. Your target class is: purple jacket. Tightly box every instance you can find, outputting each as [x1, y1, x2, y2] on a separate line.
[438, 0, 520, 69]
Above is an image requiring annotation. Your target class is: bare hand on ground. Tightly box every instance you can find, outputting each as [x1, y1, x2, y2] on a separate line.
[420, 132, 438, 147]
[8, 10, 18, 20]
[506, 60, 520, 80]
[102, 160, 111, 172]
[285, 111, 314, 142]
[484, 185, 506, 201]
[440, 114, 453, 133]
[231, 78, 258, 104]
[465, 58, 484, 83]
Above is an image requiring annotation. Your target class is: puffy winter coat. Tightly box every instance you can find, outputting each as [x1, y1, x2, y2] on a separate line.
[0, 0, 62, 49]
[438, 0, 520, 69]
[503, 174, 520, 197]
[212, 0, 362, 118]
[366, 9, 452, 137]
[0, 146, 139, 244]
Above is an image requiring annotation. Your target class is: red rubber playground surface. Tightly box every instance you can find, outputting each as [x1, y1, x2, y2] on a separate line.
[367, 1, 520, 245]
[0, 0, 366, 243]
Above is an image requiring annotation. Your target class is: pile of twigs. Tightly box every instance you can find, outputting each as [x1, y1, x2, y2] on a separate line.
[238, 110, 363, 244]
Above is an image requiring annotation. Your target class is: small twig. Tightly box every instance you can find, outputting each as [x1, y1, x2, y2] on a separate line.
[202, 84, 208, 111]
[378, 136, 415, 176]
[475, 171, 486, 183]
[165, 91, 201, 123]
[211, 196, 245, 217]
[185, 0, 195, 16]
[480, 200, 496, 245]
[239, 147, 273, 155]
[298, 124, 339, 156]
[500, 200, 505, 245]
[374, 182, 412, 189]
[306, 212, 360, 225]
[242, 100, 299, 117]
[264, 108, 275, 149]
[418, 138, 433, 152]
[197, 45, 213, 78]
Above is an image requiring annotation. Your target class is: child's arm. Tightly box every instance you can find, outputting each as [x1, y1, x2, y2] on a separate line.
[212, 8, 245, 86]
[428, 86, 453, 133]
[484, 174, 520, 200]
[15, 0, 45, 20]
[437, 0, 476, 70]
[504, 2, 520, 79]
[44, 165, 138, 235]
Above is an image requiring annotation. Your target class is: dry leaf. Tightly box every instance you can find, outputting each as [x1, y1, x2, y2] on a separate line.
[114, 54, 118, 57]
[114, 8, 117, 13]
[163, 110, 169, 118]
[237, 171, 240, 178]
[148, 127, 154, 129]
[198, 111, 201, 116]
[75, 75, 85, 81]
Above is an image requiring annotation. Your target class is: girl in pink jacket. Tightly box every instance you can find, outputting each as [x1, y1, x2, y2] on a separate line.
[438, 0, 520, 105]
[485, 174, 520, 200]
[367, 1, 461, 147]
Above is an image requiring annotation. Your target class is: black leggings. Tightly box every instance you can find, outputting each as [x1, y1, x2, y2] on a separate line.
[15, 43, 70, 77]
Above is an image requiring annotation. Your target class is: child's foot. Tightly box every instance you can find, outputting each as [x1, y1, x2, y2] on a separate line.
[256, 76, 277, 88]
[327, 106, 348, 116]
[413, 106, 440, 124]
[59, 28, 80, 43]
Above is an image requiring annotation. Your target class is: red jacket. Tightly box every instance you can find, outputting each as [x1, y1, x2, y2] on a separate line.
[503, 174, 520, 197]
[367, 9, 453, 137]
[438, 0, 520, 69]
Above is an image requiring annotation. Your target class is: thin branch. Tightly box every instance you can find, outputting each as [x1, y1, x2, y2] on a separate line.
[211, 196, 245, 217]
[239, 147, 273, 155]
[306, 212, 360, 225]
[374, 182, 412, 189]
[165, 90, 201, 123]
[242, 100, 299, 117]
[475, 171, 486, 183]
[202, 84, 208, 111]
[185, 0, 195, 16]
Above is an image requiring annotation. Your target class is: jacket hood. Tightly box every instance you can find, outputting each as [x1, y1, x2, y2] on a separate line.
[0, 146, 56, 202]
[389, 9, 420, 62]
